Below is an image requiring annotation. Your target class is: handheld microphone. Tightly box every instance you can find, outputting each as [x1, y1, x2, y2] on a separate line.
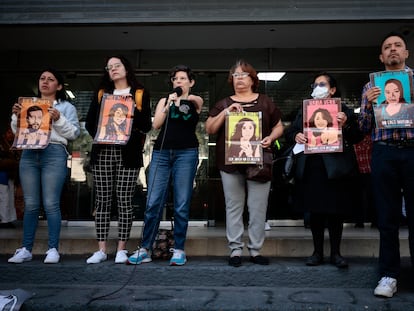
[168, 87, 183, 107]
[172, 87, 183, 97]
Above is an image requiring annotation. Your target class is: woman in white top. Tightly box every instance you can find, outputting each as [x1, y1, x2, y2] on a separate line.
[8, 67, 80, 264]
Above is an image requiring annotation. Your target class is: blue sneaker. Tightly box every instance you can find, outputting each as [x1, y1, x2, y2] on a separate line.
[127, 248, 152, 265]
[170, 249, 187, 266]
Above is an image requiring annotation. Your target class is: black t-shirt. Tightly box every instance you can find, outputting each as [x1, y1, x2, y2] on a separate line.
[154, 99, 200, 150]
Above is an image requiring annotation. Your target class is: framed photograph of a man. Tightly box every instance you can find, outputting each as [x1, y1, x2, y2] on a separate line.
[225, 111, 262, 164]
[12, 97, 52, 149]
[303, 98, 343, 154]
[94, 94, 134, 145]
[370, 70, 414, 128]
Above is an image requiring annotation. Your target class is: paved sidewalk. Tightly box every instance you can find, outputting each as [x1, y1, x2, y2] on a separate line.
[1, 256, 414, 310]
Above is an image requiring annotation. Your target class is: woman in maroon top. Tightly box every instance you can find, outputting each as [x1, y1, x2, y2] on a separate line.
[206, 60, 283, 267]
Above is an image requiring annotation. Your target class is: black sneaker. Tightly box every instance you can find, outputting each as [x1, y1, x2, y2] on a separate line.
[249, 255, 269, 265]
[305, 252, 323, 266]
[228, 256, 242, 267]
[330, 254, 348, 268]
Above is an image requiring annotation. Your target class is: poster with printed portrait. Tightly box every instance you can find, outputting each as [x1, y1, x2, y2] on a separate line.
[225, 111, 262, 164]
[94, 94, 134, 145]
[303, 98, 343, 154]
[370, 70, 414, 129]
[12, 97, 52, 150]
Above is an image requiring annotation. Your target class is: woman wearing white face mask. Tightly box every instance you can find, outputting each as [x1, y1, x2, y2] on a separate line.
[285, 72, 363, 268]
[311, 81, 331, 99]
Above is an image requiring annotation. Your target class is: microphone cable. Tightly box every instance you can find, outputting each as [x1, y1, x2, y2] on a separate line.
[136, 87, 182, 259]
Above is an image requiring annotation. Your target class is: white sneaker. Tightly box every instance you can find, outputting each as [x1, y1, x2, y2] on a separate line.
[8, 247, 32, 263]
[44, 248, 60, 264]
[374, 277, 397, 298]
[265, 222, 271, 231]
[127, 248, 152, 265]
[86, 250, 107, 264]
[115, 250, 128, 264]
[169, 249, 187, 266]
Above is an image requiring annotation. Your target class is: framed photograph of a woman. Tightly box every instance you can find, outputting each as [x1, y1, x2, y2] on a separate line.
[94, 94, 134, 144]
[303, 98, 343, 154]
[370, 70, 414, 128]
[225, 111, 262, 164]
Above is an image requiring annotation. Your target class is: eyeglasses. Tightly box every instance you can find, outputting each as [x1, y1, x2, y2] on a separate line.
[232, 72, 250, 78]
[311, 82, 328, 89]
[171, 76, 189, 82]
[105, 63, 122, 71]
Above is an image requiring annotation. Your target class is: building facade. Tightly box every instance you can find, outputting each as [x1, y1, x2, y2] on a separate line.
[1, 0, 413, 223]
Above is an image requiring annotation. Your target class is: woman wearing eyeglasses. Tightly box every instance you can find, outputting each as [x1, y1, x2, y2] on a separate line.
[286, 72, 363, 268]
[206, 60, 283, 267]
[85, 55, 152, 264]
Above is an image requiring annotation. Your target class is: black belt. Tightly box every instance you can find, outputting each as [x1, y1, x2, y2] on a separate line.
[376, 140, 414, 148]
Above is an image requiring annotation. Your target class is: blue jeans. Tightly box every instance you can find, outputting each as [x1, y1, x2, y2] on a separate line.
[141, 148, 198, 251]
[19, 144, 68, 251]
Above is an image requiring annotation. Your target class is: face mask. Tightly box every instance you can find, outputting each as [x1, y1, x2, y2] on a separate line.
[311, 86, 330, 99]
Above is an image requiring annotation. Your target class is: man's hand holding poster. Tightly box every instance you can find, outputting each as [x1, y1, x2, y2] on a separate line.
[225, 111, 262, 164]
[370, 70, 414, 129]
[12, 97, 52, 150]
[94, 94, 134, 145]
[303, 98, 343, 154]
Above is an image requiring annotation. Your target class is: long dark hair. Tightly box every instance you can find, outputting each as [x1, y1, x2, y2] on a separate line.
[98, 55, 144, 91]
[230, 117, 258, 141]
[105, 103, 129, 136]
[37, 67, 67, 101]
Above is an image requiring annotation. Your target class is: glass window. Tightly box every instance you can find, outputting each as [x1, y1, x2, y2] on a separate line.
[0, 70, 370, 222]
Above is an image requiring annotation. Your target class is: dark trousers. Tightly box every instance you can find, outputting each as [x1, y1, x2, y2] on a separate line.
[371, 143, 414, 278]
[310, 213, 343, 257]
[355, 173, 376, 225]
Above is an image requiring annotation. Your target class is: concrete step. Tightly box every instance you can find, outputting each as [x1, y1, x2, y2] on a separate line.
[0, 220, 410, 258]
